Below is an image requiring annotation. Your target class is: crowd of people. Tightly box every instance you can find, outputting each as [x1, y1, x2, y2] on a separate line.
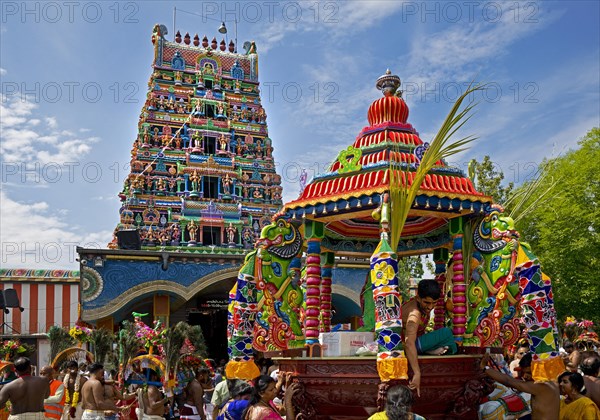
[0, 329, 598, 420]
[0, 357, 303, 420]
[479, 347, 600, 419]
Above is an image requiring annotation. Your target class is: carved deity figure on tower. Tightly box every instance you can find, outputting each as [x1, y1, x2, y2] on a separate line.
[190, 170, 200, 191]
[222, 173, 232, 195]
[226, 223, 236, 244]
[187, 220, 198, 243]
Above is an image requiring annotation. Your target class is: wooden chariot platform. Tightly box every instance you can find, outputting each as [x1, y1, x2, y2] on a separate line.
[278, 354, 493, 420]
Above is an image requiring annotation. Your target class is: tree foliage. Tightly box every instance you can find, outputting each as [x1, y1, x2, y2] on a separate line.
[47, 326, 75, 362]
[469, 155, 514, 205]
[513, 128, 600, 325]
[90, 328, 115, 365]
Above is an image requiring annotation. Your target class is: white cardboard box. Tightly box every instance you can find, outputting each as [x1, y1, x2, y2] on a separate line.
[318, 331, 375, 357]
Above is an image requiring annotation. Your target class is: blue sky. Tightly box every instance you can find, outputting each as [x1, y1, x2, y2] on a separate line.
[1, 1, 599, 269]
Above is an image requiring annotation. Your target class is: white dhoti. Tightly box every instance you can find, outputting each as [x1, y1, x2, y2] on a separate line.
[8, 413, 46, 420]
[80, 410, 104, 420]
[142, 415, 165, 420]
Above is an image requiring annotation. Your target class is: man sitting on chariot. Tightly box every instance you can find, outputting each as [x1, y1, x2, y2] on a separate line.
[402, 280, 458, 396]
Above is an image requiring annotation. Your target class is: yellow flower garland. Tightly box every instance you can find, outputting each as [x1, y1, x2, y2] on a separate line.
[63, 371, 82, 407]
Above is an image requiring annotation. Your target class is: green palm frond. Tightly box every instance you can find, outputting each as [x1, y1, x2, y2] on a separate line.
[506, 159, 561, 224]
[47, 326, 75, 362]
[389, 83, 485, 248]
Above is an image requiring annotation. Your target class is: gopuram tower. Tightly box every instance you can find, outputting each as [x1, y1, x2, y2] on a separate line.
[113, 24, 282, 250]
[78, 25, 283, 357]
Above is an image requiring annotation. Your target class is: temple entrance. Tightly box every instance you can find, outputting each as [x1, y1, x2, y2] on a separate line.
[187, 304, 228, 361]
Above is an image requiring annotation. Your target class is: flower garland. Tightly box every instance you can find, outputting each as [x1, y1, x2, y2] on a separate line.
[63, 371, 82, 407]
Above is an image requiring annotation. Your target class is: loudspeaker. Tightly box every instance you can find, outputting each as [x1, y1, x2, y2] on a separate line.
[0, 289, 24, 312]
[116, 229, 142, 250]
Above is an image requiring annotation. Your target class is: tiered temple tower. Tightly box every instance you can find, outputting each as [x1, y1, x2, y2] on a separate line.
[109, 24, 283, 251]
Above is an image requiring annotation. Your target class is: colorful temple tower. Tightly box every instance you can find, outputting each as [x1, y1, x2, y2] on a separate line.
[111, 24, 282, 250]
[78, 25, 285, 357]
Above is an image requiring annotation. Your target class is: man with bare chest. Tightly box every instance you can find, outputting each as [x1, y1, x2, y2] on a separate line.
[80, 364, 118, 420]
[63, 361, 86, 420]
[0, 357, 50, 420]
[482, 353, 560, 420]
[401, 280, 458, 396]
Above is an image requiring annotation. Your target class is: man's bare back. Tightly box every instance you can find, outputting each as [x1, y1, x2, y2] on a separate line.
[528, 381, 560, 420]
[482, 353, 560, 420]
[0, 358, 49, 415]
[583, 376, 600, 408]
[184, 377, 206, 420]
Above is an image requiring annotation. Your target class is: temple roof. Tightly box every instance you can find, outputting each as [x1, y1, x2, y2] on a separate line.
[280, 71, 493, 255]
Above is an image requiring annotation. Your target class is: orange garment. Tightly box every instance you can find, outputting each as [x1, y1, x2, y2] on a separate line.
[44, 379, 65, 420]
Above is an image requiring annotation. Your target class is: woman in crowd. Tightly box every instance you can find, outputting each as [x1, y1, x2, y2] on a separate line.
[216, 381, 253, 420]
[368, 385, 426, 420]
[242, 375, 300, 420]
[558, 371, 600, 420]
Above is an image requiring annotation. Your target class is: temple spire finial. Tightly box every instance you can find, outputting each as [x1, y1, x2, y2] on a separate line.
[376, 69, 401, 97]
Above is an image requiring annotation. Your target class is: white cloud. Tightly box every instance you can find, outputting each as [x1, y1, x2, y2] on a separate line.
[0, 68, 6, 76]
[0, 95, 99, 171]
[0, 190, 112, 269]
[45, 117, 57, 128]
[402, 4, 560, 85]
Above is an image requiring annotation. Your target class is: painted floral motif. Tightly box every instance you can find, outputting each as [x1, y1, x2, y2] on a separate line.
[371, 261, 396, 287]
[377, 328, 402, 352]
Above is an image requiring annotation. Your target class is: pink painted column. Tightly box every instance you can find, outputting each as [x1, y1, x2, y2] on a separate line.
[320, 252, 335, 332]
[450, 217, 466, 343]
[304, 220, 324, 344]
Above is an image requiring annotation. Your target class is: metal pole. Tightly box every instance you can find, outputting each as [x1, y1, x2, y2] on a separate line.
[234, 18, 238, 53]
[173, 7, 176, 41]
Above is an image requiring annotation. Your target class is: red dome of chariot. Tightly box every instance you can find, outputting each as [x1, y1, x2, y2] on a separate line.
[367, 70, 409, 125]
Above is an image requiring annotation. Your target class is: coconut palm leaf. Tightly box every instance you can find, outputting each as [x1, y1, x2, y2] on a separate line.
[90, 328, 115, 364]
[506, 159, 561, 224]
[47, 325, 75, 362]
[389, 83, 485, 248]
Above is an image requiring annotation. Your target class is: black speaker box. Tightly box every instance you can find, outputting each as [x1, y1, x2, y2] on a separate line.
[116, 229, 141, 250]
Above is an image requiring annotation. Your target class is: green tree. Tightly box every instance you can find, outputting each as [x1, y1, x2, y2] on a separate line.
[397, 256, 424, 301]
[513, 128, 600, 326]
[469, 155, 514, 205]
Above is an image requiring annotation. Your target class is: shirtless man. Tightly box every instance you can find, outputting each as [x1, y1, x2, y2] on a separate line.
[140, 371, 169, 420]
[581, 355, 600, 408]
[80, 364, 118, 420]
[103, 378, 134, 420]
[180, 370, 206, 420]
[562, 341, 581, 373]
[482, 352, 560, 420]
[402, 280, 458, 396]
[0, 357, 50, 420]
